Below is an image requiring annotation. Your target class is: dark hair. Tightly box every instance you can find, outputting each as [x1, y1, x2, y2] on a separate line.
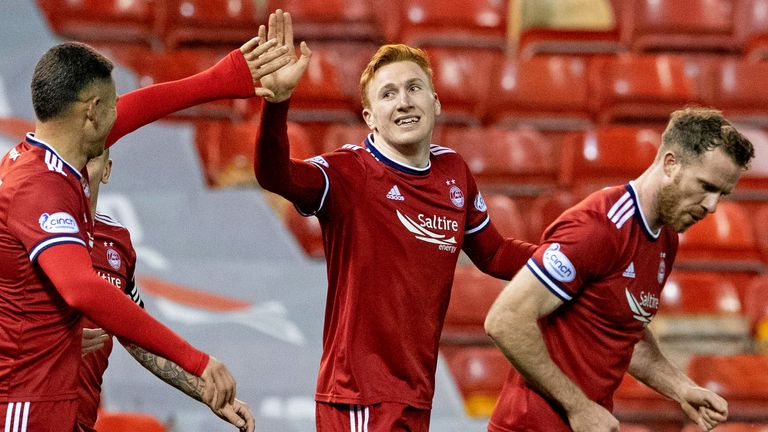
[359, 44, 434, 109]
[31, 42, 114, 121]
[660, 107, 754, 169]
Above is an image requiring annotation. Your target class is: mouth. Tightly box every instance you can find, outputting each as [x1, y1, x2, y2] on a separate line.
[395, 116, 420, 127]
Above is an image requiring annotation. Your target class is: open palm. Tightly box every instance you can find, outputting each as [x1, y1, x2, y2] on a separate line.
[257, 9, 312, 103]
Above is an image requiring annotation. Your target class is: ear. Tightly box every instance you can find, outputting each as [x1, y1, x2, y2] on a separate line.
[433, 93, 441, 116]
[662, 151, 679, 178]
[85, 97, 100, 123]
[101, 159, 113, 184]
[362, 108, 375, 131]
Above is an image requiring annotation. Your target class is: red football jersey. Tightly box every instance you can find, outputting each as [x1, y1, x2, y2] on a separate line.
[489, 183, 679, 431]
[0, 135, 93, 402]
[76, 214, 141, 432]
[305, 135, 490, 409]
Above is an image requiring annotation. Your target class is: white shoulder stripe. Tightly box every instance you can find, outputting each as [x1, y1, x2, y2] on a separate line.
[296, 162, 330, 216]
[527, 259, 573, 301]
[30, 236, 86, 262]
[95, 212, 124, 228]
[607, 192, 635, 230]
[607, 192, 631, 219]
[465, 215, 490, 235]
[341, 144, 363, 151]
[429, 144, 455, 155]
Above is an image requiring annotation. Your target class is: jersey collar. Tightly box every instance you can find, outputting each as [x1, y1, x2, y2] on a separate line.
[364, 133, 431, 176]
[627, 180, 661, 240]
[25, 133, 83, 179]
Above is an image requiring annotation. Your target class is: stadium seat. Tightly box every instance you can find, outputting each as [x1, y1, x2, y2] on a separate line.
[681, 423, 768, 432]
[156, 0, 264, 50]
[621, 0, 740, 54]
[266, 0, 385, 42]
[742, 275, 768, 334]
[396, 0, 509, 49]
[320, 122, 372, 154]
[526, 189, 581, 242]
[736, 0, 768, 61]
[589, 54, 712, 125]
[676, 201, 764, 274]
[93, 410, 166, 432]
[442, 126, 559, 196]
[424, 47, 500, 126]
[730, 128, 768, 201]
[485, 55, 593, 131]
[442, 346, 511, 417]
[36, 0, 158, 46]
[443, 265, 505, 345]
[711, 60, 768, 129]
[612, 374, 684, 429]
[651, 271, 751, 367]
[516, 0, 627, 59]
[558, 126, 660, 197]
[482, 193, 531, 242]
[755, 204, 768, 264]
[687, 354, 768, 421]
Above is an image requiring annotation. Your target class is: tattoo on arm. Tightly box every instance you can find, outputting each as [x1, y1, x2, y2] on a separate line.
[123, 342, 205, 402]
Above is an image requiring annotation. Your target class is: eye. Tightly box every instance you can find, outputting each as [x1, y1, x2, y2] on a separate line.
[409, 84, 421, 92]
[382, 90, 395, 99]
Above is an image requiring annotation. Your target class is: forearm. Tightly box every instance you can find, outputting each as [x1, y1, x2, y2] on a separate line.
[628, 329, 695, 402]
[254, 100, 324, 206]
[123, 342, 205, 402]
[39, 244, 208, 376]
[464, 225, 538, 280]
[107, 49, 255, 147]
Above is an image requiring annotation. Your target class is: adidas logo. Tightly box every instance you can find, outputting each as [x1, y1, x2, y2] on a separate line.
[386, 185, 405, 201]
[623, 262, 636, 278]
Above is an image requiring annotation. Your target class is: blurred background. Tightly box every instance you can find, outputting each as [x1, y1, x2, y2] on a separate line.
[1, 1, 768, 431]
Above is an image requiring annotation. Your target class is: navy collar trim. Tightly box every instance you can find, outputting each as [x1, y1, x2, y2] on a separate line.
[364, 134, 431, 176]
[25, 133, 82, 179]
[627, 181, 660, 241]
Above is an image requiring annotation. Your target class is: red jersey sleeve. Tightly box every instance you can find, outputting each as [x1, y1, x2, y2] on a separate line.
[7, 172, 88, 261]
[527, 209, 619, 302]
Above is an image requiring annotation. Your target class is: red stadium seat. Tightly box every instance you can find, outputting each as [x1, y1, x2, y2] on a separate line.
[711, 60, 768, 129]
[526, 190, 581, 242]
[682, 423, 768, 432]
[423, 47, 499, 126]
[94, 410, 166, 432]
[320, 122, 372, 154]
[558, 126, 660, 197]
[517, 0, 627, 59]
[589, 54, 712, 124]
[443, 126, 560, 196]
[622, 0, 740, 54]
[731, 128, 768, 201]
[687, 354, 768, 421]
[737, 0, 768, 60]
[443, 265, 505, 345]
[660, 272, 742, 315]
[755, 204, 768, 264]
[612, 374, 684, 428]
[156, 0, 264, 50]
[396, 0, 509, 49]
[482, 193, 531, 242]
[442, 346, 511, 417]
[485, 55, 592, 131]
[676, 201, 764, 274]
[742, 275, 768, 333]
[267, 0, 385, 42]
[36, 0, 158, 46]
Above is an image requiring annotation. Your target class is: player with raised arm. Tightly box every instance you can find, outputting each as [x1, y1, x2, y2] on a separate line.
[485, 107, 755, 432]
[253, 10, 537, 431]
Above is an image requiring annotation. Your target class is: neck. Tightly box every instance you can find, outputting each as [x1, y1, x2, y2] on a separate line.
[34, 120, 88, 171]
[372, 133, 431, 168]
[632, 165, 663, 232]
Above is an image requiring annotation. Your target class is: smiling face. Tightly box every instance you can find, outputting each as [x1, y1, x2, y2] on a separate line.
[657, 146, 743, 232]
[362, 60, 441, 155]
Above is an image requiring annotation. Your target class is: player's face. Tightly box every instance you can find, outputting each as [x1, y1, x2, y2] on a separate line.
[658, 147, 743, 232]
[362, 61, 440, 153]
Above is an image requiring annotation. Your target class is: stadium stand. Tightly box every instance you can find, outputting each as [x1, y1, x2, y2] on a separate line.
[443, 265, 505, 345]
[442, 346, 511, 418]
[485, 55, 593, 131]
[266, 0, 387, 43]
[525, 189, 581, 241]
[736, 0, 768, 61]
[612, 374, 684, 432]
[742, 275, 768, 341]
[687, 354, 768, 422]
[711, 59, 768, 128]
[94, 410, 166, 432]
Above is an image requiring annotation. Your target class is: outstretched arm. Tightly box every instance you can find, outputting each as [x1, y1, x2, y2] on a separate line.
[122, 342, 254, 432]
[106, 36, 290, 147]
[628, 329, 727, 431]
[485, 267, 620, 432]
[463, 223, 538, 280]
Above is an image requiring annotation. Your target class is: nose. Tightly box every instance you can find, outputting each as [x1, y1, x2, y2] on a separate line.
[701, 192, 720, 214]
[396, 90, 412, 109]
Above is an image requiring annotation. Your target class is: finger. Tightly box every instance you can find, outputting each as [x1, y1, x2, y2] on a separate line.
[267, 12, 276, 42]
[216, 405, 246, 428]
[252, 54, 291, 80]
[247, 43, 288, 68]
[276, 9, 285, 46]
[258, 24, 266, 45]
[701, 406, 726, 423]
[284, 11, 294, 50]
[244, 38, 278, 61]
[254, 88, 275, 99]
[239, 36, 261, 54]
[681, 401, 702, 424]
[236, 402, 255, 432]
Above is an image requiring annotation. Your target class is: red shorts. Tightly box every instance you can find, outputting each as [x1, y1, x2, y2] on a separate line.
[316, 402, 431, 432]
[1, 400, 78, 432]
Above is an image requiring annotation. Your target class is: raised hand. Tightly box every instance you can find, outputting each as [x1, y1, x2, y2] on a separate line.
[238, 37, 291, 98]
[201, 356, 237, 410]
[81, 327, 109, 356]
[256, 9, 312, 103]
[213, 398, 255, 432]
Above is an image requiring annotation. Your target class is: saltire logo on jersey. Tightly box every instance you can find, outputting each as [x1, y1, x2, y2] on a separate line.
[625, 288, 656, 326]
[396, 210, 458, 253]
[542, 243, 576, 282]
[106, 247, 121, 270]
[44, 150, 67, 177]
[386, 185, 405, 201]
[38, 212, 79, 233]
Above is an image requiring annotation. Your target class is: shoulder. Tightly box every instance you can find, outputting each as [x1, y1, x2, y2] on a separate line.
[94, 212, 132, 243]
[94, 212, 126, 229]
